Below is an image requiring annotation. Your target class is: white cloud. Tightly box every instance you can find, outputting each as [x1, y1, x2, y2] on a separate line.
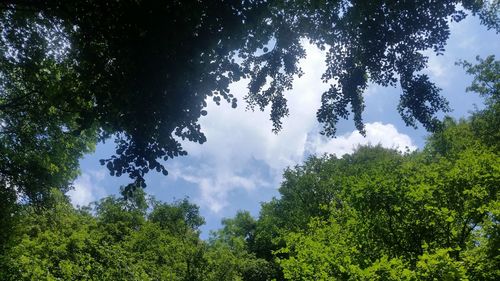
[173, 43, 328, 212]
[306, 122, 417, 157]
[425, 55, 450, 86]
[171, 168, 270, 213]
[173, 43, 416, 213]
[183, 42, 327, 171]
[67, 169, 107, 207]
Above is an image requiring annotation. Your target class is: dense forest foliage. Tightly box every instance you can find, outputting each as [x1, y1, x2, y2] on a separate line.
[0, 57, 498, 280]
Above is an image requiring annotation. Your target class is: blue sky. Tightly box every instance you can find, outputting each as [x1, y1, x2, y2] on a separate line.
[68, 15, 499, 238]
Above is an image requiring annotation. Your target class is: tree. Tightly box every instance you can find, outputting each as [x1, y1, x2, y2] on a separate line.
[254, 55, 500, 278]
[276, 134, 498, 280]
[0, 46, 98, 203]
[268, 56, 500, 278]
[206, 211, 273, 281]
[1, 1, 498, 201]
[457, 55, 500, 151]
[149, 198, 205, 235]
[0, 189, 209, 281]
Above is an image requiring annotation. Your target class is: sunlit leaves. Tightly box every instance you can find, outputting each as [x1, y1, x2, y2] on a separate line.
[0, 190, 207, 281]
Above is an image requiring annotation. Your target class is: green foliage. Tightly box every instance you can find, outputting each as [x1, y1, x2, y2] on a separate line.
[415, 248, 468, 281]
[204, 241, 272, 281]
[271, 118, 498, 280]
[457, 55, 499, 105]
[0, 184, 18, 252]
[245, 57, 498, 280]
[0, 190, 207, 281]
[457, 55, 500, 151]
[207, 211, 274, 281]
[274, 138, 497, 279]
[149, 197, 205, 235]
[0, 47, 98, 202]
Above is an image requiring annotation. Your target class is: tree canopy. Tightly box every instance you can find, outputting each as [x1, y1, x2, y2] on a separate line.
[0, 189, 208, 281]
[1, 0, 499, 203]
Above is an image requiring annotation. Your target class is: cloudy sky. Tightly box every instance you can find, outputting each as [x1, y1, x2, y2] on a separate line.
[69, 15, 499, 238]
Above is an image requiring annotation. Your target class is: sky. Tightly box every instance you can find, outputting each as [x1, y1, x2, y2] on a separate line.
[68, 15, 499, 238]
